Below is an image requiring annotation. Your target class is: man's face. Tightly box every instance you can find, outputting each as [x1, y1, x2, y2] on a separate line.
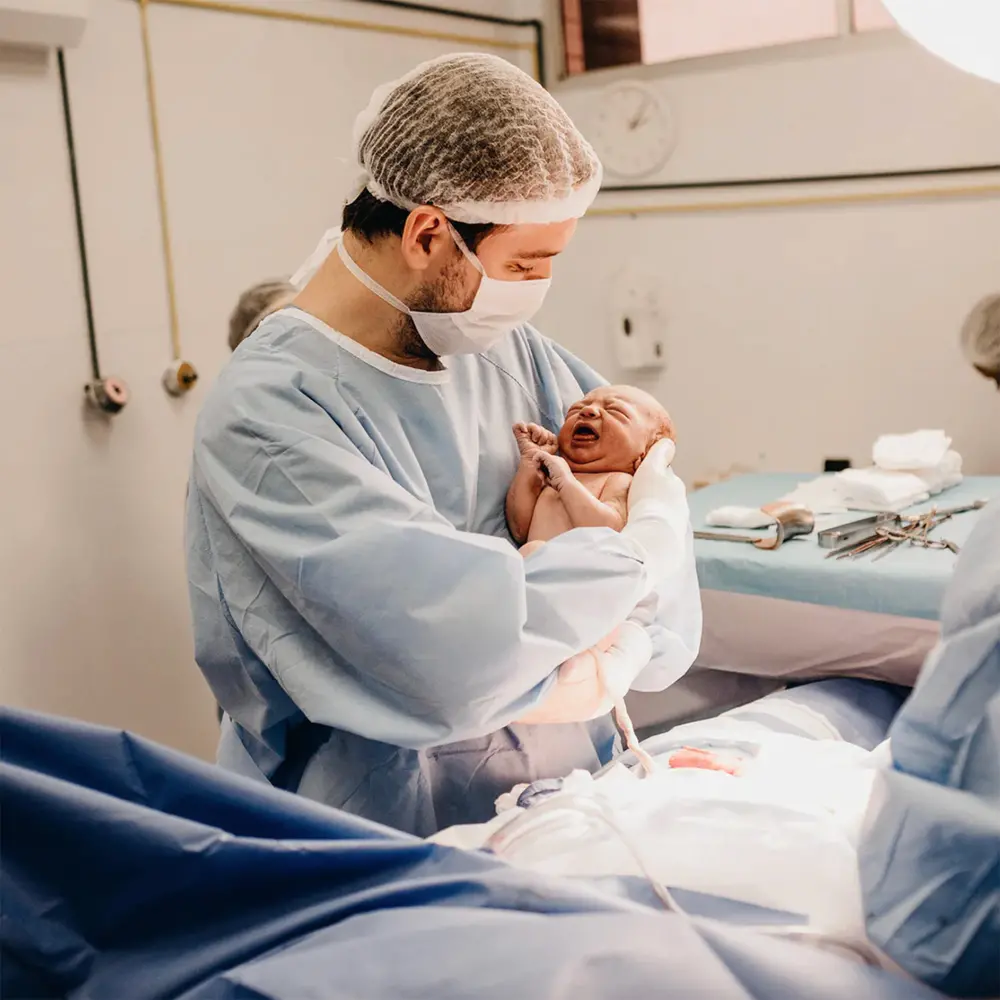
[412, 219, 577, 315]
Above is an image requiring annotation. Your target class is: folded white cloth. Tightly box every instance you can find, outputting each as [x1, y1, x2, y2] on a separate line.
[705, 505, 776, 529]
[834, 468, 930, 512]
[779, 478, 850, 515]
[873, 430, 951, 471]
[912, 450, 963, 495]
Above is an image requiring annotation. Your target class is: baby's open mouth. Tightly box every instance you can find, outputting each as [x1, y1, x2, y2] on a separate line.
[572, 423, 600, 442]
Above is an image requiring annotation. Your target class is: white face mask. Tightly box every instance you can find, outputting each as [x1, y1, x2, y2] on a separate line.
[335, 225, 551, 356]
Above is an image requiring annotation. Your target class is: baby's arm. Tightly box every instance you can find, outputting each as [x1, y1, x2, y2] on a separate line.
[506, 461, 544, 544]
[541, 457, 630, 532]
[596, 473, 632, 531]
[506, 423, 558, 544]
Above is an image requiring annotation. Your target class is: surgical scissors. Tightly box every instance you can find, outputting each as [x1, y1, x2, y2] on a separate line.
[827, 502, 983, 560]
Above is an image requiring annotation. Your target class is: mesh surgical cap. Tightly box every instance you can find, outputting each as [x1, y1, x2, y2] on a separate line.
[351, 53, 603, 225]
[960, 292, 1000, 375]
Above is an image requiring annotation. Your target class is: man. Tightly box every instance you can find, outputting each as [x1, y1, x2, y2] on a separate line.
[187, 54, 700, 836]
[859, 306, 1000, 997]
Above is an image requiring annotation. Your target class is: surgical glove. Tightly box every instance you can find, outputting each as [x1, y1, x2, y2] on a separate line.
[867, 739, 893, 769]
[572, 620, 650, 703]
[516, 620, 652, 725]
[620, 438, 690, 588]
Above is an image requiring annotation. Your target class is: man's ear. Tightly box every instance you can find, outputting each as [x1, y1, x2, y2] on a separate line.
[400, 207, 451, 272]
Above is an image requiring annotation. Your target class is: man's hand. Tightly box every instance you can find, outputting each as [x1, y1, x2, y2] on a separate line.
[514, 422, 558, 457]
[516, 621, 653, 725]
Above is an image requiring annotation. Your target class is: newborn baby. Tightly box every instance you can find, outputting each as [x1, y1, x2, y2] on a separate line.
[506, 386, 675, 548]
[506, 386, 675, 770]
[507, 385, 674, 556]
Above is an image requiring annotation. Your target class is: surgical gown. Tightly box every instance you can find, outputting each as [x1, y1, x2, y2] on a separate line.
[860, 500, 1000, 998]
[187, 308, 701, 836]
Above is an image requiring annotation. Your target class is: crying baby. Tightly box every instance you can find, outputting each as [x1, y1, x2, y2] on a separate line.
[505, 385, 676, 770]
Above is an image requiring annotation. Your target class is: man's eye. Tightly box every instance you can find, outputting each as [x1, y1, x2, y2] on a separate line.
[508, 262, 533, 274]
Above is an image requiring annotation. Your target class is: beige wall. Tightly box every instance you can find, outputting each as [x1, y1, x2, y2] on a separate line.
[2, 2, 998, 758]
[0, 0, 533, 758]
[547, 32, 1000, 483]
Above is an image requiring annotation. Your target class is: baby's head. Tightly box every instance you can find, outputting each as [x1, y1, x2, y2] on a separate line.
[558, 385, 674, 474]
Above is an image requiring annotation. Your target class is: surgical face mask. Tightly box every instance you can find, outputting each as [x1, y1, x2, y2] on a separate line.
[335, 226, 551, 356]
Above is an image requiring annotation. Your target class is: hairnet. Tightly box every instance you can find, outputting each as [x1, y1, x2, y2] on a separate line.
[960, 292, 1000, 374]
[351, 53, 602, 225]
[228, 279, 295, 351]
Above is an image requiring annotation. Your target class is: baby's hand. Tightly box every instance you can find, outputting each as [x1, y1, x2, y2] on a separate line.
[532, 451, 573, 492]
[514, 422, 558, 457]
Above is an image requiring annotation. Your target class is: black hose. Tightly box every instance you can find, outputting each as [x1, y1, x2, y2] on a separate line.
[57, 48, 101, 382]
[601, 163, 1000, 195]
[530, 19, 546, 88]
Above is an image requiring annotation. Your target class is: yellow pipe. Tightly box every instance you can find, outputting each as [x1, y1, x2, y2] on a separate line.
[147, 0, 536, 56]
[586, 180, 1000, 218]
[136, 0, 535, 366]
[138, 0, 183, 362]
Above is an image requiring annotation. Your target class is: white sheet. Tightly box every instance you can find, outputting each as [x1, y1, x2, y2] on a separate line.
[433, 723, 881, 941]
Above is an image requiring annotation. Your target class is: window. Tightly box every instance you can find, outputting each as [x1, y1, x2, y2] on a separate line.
[852, 0, 898, 32]
[563, 0, 900, 77]
[562, 0, 642, 75]
[640, 0, 837, 67]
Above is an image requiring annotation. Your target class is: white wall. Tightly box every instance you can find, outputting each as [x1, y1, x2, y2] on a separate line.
[546, 32, 1000, 482]
[0, 0, 533, 758]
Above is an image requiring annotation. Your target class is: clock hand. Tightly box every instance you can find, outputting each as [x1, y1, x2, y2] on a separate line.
[627, 95, 653, 130]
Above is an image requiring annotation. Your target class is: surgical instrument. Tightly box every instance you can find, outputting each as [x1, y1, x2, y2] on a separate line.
[818, 514, 898, 550]
[695, 504, 815, 550]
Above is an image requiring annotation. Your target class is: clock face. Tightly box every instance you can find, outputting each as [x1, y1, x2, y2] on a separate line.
[589, 83, 675, 181]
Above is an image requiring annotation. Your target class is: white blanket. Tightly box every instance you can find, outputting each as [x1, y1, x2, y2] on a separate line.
[432, 723, 881, 941]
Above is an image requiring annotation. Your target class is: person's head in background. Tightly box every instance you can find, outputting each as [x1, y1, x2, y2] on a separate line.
[228, 279, 296, 352]
[961, 293, 1000, 390]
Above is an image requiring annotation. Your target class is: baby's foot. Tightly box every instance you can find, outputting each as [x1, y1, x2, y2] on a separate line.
[513, 422, 558, 456]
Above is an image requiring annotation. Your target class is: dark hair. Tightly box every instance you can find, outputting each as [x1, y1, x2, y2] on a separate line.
[341, 188, 497, 251]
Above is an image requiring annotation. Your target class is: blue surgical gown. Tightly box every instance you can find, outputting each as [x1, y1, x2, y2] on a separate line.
[187, 308, 701, 836]
[860, 500, 1000, 998]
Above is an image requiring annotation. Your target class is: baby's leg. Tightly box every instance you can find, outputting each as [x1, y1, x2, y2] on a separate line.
[519, 540, 546, 558]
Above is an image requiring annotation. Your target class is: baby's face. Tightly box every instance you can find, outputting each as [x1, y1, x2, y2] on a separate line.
[558, 386, 673, 474]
